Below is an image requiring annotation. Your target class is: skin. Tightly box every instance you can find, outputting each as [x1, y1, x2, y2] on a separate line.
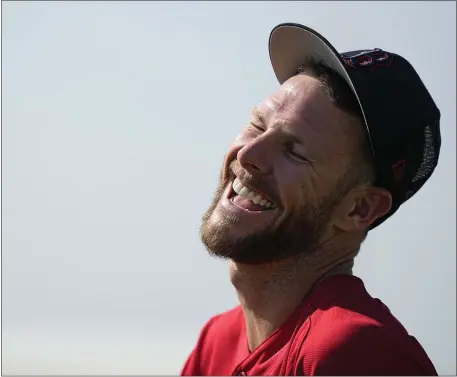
[200, 74, 392, 351]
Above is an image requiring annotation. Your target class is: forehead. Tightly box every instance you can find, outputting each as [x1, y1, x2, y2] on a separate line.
[256, 74, 361, 157]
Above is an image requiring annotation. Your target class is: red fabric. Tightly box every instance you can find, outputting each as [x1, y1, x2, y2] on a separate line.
[181, 275, 437, 376]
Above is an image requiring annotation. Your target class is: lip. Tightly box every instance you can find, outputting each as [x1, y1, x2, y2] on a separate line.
[221, 195, 278, 216]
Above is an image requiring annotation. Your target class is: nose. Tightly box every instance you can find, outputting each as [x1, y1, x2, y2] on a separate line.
[236, 135, 272, 175]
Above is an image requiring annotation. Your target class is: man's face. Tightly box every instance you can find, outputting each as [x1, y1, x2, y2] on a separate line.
[201, 74, 362, 265]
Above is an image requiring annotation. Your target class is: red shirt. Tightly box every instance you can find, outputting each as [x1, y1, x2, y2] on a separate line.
[181, 275, 437, 376]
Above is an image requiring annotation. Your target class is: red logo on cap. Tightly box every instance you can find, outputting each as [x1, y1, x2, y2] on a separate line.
[392, 159, 406, 181]
[341, 48, 393, 70]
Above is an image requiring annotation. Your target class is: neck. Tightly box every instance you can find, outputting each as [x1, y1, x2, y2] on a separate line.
[230, 237, 357, 351]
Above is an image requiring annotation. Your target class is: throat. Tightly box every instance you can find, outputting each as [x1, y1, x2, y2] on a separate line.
[241, 291, 304, 352]
[230, 259, 312, 351]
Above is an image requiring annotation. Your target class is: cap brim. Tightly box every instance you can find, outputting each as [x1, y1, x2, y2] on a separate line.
[269, 23, 352, 88]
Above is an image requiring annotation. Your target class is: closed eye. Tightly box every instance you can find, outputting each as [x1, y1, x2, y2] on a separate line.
[285, 144, 309, 164]
[249, 123, 264, 132]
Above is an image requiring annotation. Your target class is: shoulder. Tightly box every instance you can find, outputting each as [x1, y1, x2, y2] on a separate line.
[198, 305, 245, 343]
[187, 305, 245, 354]
[294, 281, 437, 375]
[181, 306, 245, 376]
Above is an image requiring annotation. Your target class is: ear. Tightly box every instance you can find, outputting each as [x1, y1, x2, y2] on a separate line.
[332, 187, 392, 232]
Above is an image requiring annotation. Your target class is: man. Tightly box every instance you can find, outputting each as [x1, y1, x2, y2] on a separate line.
[181, 23, 440, 376]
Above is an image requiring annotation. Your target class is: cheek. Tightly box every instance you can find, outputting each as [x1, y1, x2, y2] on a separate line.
[275, 161, 324, 208]
[274, 161, 307, 202]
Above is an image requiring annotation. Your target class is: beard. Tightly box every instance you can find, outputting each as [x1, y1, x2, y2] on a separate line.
[200, 161, 342, 265]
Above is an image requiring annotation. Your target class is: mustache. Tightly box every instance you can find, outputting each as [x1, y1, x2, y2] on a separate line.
[227, 160, 282, 209]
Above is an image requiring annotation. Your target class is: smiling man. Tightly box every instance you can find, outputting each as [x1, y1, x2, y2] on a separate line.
[181, 24, 440, 376]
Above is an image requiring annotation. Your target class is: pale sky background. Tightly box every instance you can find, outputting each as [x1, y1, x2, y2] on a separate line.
[2, 1, 455, 375]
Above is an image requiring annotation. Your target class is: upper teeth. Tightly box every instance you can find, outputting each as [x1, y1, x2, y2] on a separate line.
[232, 178, 275, 209]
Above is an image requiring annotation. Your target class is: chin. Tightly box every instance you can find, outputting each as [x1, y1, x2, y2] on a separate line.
[201, 194, 331, 266]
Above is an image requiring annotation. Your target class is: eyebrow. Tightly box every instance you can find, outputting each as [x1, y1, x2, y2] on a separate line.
[250, 107, 304, 146]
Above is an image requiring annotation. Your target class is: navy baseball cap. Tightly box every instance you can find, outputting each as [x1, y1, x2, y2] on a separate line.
[269, 23, 441, 229]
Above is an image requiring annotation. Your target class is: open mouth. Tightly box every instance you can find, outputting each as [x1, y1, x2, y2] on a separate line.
[228, 178, 276, 212]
